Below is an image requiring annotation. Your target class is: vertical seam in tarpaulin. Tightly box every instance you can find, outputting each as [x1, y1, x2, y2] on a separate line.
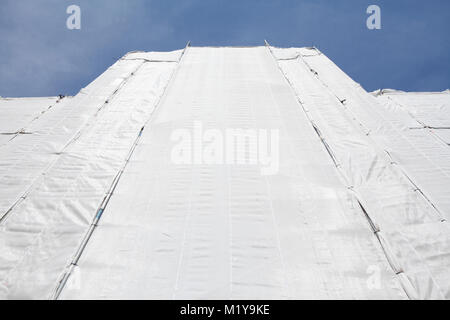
[383, 150, 446, 223]
[50, 42, 191, 300]
[302, 57, 449, 299]
[300, 49, 448, 298]
[264, 42, 417, 300]
[297, 48, 448, 223]
[381, 92, 450, 129]
[275, 45, 450, 299]
[249, 61, 290, 297]
[299, 51, 448, 220]
[0, 62, 146, 225]
[384, 94, 450, 146]
[0, 96, 66, 145]
[301, 51, 450, 224]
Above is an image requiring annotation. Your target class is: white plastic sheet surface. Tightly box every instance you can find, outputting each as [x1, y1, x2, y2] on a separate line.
[373, 90, 450, 145]
[0, 97, 60, 145]
[434, 130, 450, 145]
[0, 51, 180, 299]
[274, 47, 450, 299]
[59, 47, 405, 299]
[377, 90, 450, 128]
[1, 46, 448, 300]
[369, 90, 450, 217]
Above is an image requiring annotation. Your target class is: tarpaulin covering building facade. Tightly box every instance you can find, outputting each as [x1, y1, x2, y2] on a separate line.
[0, 44, 449, 300]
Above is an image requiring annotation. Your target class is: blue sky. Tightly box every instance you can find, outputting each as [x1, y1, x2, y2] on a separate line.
[1, 0, 449, 97]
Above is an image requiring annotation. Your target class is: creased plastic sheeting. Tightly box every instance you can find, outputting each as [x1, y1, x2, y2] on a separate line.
[0, 58, 143, 219]
[298, 51, 450, 217]
[434, 130, 450, 145]
[0, 97, 60, 145]
[372, 90, 450, 145]
[59, 47, 405, 300]
[273, 47, 450, 299]
[123, 50, 183, 62]
[377, 90, 450, 129]
[367, 92, 450, 218]
[369, 91, 422, 130]
[0, 54, 178, 299]
[298, 53, 450, 220]
[0, 97, 59, 134]
[269, 47, 319, 59]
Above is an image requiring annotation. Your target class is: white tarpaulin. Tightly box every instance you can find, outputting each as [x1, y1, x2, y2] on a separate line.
[0, 50, 181, 299]
[0, 97, 61, 145]
[0, 45, 448, 299]
[273, 47, 450, 298]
